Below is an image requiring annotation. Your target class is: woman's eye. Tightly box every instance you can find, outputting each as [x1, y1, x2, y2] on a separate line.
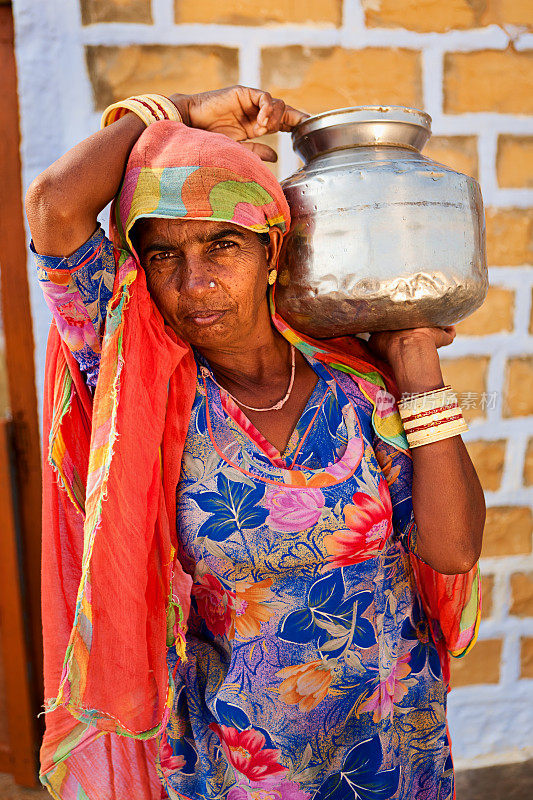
[211, 240, 236, 251]
[152, 251, 175, 261]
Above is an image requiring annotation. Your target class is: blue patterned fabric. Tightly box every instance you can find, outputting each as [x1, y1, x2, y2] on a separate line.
[31, 226, 116, 386]
[157, 355, 453, 800]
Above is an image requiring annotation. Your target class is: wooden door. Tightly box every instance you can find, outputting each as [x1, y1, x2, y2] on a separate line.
[0, 0, 44, 786]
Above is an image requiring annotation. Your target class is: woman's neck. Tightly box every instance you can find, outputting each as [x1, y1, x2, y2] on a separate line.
[197, 326, 291, 392]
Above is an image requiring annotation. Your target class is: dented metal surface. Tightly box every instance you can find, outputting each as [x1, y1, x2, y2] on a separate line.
[278, 105, 488, 336]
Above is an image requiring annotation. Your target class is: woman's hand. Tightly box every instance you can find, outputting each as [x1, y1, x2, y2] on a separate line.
[367, 325, 456, 365]
[367, 326, 456, 397]
[170, 86, 309, 162]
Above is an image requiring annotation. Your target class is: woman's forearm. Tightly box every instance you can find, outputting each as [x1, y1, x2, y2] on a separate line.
[25, 112, 147, 256]
[390, 339, 486, 574]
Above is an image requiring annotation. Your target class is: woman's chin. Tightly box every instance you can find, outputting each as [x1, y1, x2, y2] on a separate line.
[172, 317, 233, 349]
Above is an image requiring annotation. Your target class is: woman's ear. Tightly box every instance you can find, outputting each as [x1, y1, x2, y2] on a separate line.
[267, 228, 283, 267]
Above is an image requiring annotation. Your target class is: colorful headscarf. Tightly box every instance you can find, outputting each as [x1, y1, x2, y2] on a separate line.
[115, 120, 290, 253]
[39, 121, 479, 800]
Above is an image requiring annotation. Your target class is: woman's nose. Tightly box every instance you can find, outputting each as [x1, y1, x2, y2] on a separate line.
[178, 256, 214, 296]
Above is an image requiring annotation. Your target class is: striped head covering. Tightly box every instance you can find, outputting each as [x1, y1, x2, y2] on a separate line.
[112, 120, 290, 253]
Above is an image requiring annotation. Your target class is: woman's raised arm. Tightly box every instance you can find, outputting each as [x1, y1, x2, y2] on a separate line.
[26, 112, 147, 257]
[25, 86, 308, 258]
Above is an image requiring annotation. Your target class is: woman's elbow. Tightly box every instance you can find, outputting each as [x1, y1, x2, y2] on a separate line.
[25, 173, 77, 251]
[447, 547, 481, 574]
[25, 173, 62, 224]
[417, 530, 483, 574]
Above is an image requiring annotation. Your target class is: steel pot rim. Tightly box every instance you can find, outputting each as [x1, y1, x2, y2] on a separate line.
[292, 105, 432, 144]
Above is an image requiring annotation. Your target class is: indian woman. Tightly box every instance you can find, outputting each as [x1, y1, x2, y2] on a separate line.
[25, 85, 485, 800]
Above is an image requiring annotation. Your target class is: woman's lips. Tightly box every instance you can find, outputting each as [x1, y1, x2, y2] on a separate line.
[187, 310, 227, 326]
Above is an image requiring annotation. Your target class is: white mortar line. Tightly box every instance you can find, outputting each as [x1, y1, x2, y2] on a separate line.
[421, 47, 443, 120]
[488, 268, 533, 286]
[513, 274, 533, 335]
[490, 570, 512, 622]
[76, 20, 519, 51]
[477, 617, 533, 639]
[477, 128, 499, 205]
[442, 335, 533, 357]
[449, 682, 533, 710]
[427, 114, 533, 136]
[239, 41, 261, 88]
[339, 0, 366, 48]
[481, 487, 533, 505]
[514, 32, 533, 50]
[480, 553, 533, 575]
[500, 631, 522, 686]
[485, 344, 506, 423]
[151, 0, 175, 29]
[80, 23, 342, 47]
[502, 436, 530, 493]
[336, 23, 510, 51]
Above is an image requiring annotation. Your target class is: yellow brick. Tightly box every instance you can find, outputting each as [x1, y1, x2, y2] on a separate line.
[449, 638, 502, 686]
[81, 0, 152, 23]
[510, 572, 533, 617]
[455, 286, 514, 336]
[440, 357, 489, 422]
[481, 573, 494, 619]
[85, 45, 239, 110]
[482, 506, 532, 557]
[423, 135, 478, 179]
[485, 207, 533, 266]
[524, 438, 533, 486]
[363, 0, 533, 32]
[503, 356, 533, 417]
[261, 47, 422, 115]
[444, 50, 533, 114]
[363, 0, 481, 33]
[495, 0, 533, 29]
[497, 136, 533, 189]
[521, 637, 533, 678]
[466, 440, 506, 493]
[175, 0, 342, 25]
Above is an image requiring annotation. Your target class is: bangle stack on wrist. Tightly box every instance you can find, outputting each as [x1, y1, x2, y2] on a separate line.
[398, 386, 468, 449]
[101, 94, 182, 129]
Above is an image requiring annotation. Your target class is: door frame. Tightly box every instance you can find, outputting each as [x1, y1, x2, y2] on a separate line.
[0, 0, 44, 786]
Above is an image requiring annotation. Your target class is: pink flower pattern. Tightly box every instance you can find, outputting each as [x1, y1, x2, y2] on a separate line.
[264, 487, 325, 532]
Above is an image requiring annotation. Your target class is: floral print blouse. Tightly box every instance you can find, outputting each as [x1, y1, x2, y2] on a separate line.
[34, 231, 456, 800]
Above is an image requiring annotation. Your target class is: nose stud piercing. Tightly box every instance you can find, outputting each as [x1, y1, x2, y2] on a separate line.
[209, 281, 216, 288]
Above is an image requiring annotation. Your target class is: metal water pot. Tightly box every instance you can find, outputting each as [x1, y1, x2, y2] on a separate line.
[276, 106, 488, 337]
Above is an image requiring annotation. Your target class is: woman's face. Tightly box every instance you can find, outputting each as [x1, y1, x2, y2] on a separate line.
[134, 218, 282, 350]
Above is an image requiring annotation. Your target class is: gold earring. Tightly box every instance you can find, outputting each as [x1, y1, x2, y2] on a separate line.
[268, 269, 278, 285]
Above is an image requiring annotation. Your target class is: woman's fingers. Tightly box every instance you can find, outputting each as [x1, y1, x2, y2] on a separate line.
[280, 104, 311, 130]
[250, 89, 309, 135]
[240, 141, 278, 162]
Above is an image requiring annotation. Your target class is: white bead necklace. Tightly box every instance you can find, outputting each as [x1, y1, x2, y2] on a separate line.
[200, 345, 296, 412]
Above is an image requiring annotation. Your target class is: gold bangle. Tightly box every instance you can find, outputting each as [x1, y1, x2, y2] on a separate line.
[101, 94, 183, 129]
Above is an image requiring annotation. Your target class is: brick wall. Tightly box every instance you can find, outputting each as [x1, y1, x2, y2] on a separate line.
[12, 0, 533, 769]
